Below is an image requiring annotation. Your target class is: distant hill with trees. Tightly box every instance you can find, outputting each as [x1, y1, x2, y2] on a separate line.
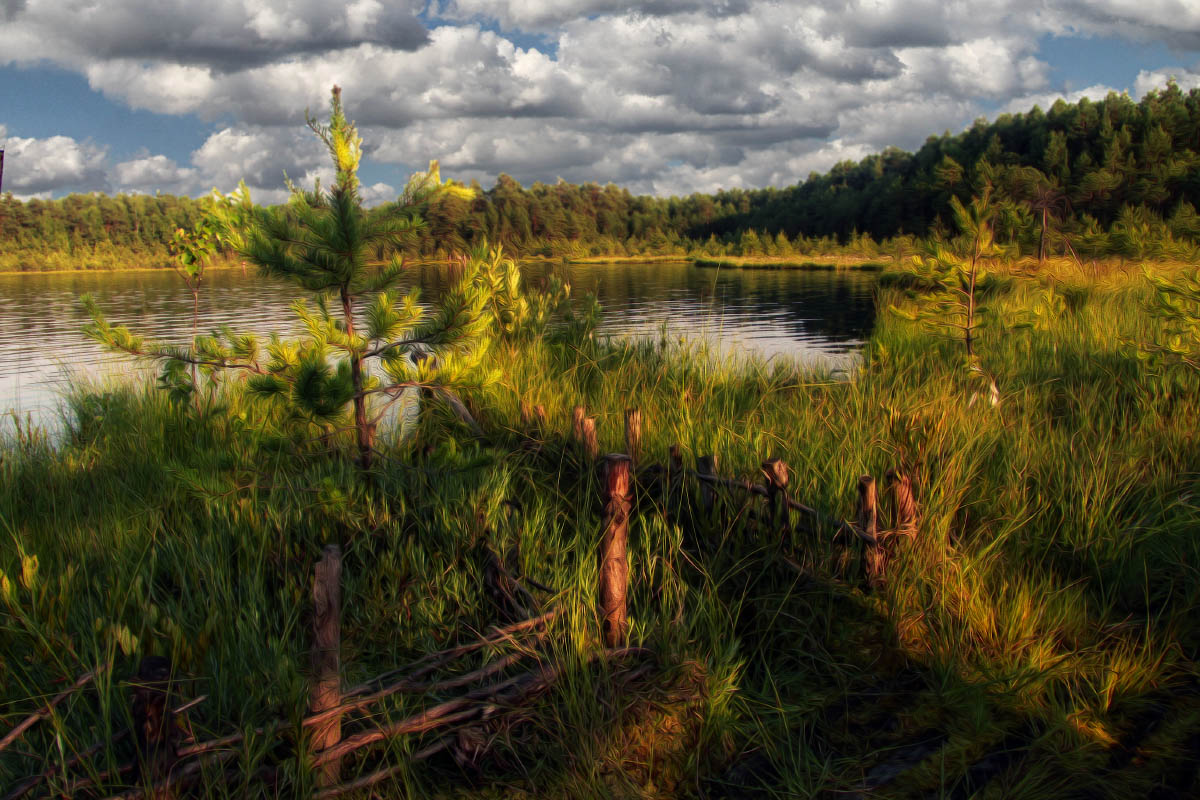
[3, 82, 1199, 270]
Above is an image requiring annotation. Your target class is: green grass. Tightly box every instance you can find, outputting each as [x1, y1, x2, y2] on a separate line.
[2, 261, 1200, 797]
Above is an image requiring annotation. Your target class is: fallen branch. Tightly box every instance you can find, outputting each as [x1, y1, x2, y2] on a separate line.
[0, 668, 101, 755]
[346, 609, 559, 697]
[7, 695, 208, 800]
[689, 471, 875, 544]
[304, 651, 527, 730]
[312, 736, 455, 799]
[100, 749, 237, 800]
[313, 647, 650, 768]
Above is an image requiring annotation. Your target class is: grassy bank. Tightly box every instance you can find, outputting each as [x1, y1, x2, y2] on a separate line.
[2, 261, 1199, 797]
[692, 254, 891, 270]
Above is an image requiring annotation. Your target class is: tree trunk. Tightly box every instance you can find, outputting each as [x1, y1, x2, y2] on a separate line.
[1039, 206, 1048, 263]
[341, 288, 372, 470]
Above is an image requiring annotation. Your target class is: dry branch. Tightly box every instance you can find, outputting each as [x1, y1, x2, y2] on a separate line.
[346, 609, 559, 697]
[0, 667, 100, 754]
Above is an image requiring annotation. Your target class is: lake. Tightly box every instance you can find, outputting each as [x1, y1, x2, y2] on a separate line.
[0, 261, 876, 429]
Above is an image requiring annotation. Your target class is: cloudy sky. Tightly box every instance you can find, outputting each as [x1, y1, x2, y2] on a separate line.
[1, 1, 1199, 203]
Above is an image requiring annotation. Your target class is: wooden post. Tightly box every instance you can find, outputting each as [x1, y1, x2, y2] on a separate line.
[761, 458, 789, 534]
[669, 444, 683, 475]
[886, 468, 917, 535]
[311, 544, 343, 786]
[697, 454, 718, 514]
[857, 475, 878, 540]
[858, 475, 885, 586]
[624, 408, 642, 468]
[600, 455, 632, 648]
[572, 405, 586, 444]
[582, 417, 599, 461]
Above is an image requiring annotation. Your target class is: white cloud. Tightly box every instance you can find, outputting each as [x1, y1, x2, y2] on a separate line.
[0, 0, 428, 69]
[1134, 67, 1200, 97]
[112, 154, 198, 195]
[2, 0, 1197, 198]
[0, 133, 108, 196]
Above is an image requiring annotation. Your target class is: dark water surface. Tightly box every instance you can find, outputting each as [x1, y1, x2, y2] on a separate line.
[0, 261, 875, 427]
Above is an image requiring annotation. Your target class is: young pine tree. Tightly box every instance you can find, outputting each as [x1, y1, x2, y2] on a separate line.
[893, 187, 1002, 359]
[85, 86, 497, 469]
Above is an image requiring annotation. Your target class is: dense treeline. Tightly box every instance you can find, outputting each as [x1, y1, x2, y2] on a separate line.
[396, 82, 1200, 260]
[4, 82, 1200, 270]
[696, 82, 1200, 248]
[0, 192, 208, 270]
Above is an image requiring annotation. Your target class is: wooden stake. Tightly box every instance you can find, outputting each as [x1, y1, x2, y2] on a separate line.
[761, 458, 790, 534]
[697, 455, 718, 514]
[624, 408, 642, 468]
[857, 475, 878, 540]
[311, 544, 343, 786]
[886, 468, 917, 535]
[572, 405, 586, 443]
[582, 417, 599, 461]
[599, 455, 632, 647]
[858, 475, 886, 586]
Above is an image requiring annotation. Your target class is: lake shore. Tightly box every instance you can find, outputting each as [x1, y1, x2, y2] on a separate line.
[3, 258, 1198, 796]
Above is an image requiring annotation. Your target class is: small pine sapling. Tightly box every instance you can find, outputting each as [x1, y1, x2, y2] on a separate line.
[84, 86, 501, 469]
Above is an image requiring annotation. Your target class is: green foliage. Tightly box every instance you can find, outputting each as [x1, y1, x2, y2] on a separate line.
[892, 188, 1004, 360]
[83, 87, 503, 468]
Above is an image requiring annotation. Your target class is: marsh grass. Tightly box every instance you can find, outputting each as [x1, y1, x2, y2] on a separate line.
[2, 260, 1199, 797]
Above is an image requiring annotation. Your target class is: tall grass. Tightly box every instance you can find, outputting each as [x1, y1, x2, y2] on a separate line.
[1, 260, 1198, 797]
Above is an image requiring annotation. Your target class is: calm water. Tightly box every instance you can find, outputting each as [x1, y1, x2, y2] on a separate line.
[0, 261, 875, 427]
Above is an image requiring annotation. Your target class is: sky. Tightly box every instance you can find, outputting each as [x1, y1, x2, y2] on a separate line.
[1, 1, 1199, 204]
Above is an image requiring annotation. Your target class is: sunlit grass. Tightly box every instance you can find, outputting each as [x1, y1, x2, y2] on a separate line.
[2, 260, 1199, 796]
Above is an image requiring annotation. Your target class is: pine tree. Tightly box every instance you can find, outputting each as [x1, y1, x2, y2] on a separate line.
[84, 86, 497, 469]
[893, 186, 1003, 360]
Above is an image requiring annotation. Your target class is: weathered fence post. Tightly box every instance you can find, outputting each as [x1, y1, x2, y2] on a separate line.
[572, 405, 586, 444]
[857, 475, 878, 540]
[761, 458, 789, 534]
[599, 455, 632, 647]
[624, 408, 642, 468]
[886, 468, 917, 535]
[582, 417, 599, 460]
[697, 454, 718, 514]
[312, 544, 343, 786]
[858, 476, 885, 586]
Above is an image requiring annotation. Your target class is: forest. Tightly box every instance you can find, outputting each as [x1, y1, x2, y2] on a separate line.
[3, 82, 1199, 271]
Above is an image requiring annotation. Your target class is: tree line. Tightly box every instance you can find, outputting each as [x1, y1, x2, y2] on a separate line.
[4, 82, 1199, 270]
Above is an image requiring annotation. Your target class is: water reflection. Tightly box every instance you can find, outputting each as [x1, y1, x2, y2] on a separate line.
[0, 262, 875, 426]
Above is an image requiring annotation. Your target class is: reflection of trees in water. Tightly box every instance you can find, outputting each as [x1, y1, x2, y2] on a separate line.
[542, 262, 876, 347]
[325, 261, 876, 350]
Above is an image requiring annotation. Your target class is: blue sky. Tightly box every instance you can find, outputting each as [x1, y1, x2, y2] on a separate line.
[1, 1, 1198, 202]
